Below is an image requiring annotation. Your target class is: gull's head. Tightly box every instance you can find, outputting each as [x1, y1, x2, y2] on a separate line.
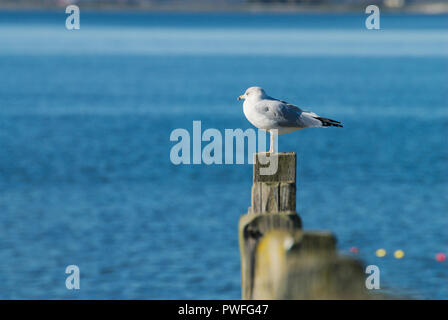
[237, 86, 267, 102]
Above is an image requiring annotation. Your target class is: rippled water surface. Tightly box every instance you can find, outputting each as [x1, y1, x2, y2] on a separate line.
[0, 11, 447, 299]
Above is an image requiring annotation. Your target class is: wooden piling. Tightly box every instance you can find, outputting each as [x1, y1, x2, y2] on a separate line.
[250, 152, 297, 213]
[252, 230, 367, 299]
[239, 152, 368, 300]
[239, 152, 302, 299]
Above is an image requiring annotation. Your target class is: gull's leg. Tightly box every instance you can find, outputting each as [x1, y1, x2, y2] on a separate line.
[269, 131, 275, 154]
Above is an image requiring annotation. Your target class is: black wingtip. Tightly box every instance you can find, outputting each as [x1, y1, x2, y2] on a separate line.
[330, 123, 343, 128]
[314, 117, 343, 128]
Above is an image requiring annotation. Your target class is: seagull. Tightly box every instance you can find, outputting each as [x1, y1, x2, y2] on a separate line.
[237, 86, 342, 153]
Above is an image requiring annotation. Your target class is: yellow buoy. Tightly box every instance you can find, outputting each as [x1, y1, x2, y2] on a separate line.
[376, 248, 386, 257]
[394, 250, 405, 259]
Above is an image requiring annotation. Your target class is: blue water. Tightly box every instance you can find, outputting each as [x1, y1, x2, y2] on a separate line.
[0, 11, 447, 299]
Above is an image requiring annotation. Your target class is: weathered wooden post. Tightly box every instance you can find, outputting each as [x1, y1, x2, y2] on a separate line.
[239, 152, 368, 299]
[252, 230, 367, 299]
[239, 152, 302, 299]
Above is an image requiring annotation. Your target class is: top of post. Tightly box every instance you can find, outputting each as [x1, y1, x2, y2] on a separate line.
[253, 152, 296, 183]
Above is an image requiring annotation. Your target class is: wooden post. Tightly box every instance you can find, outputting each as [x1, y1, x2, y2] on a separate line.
[239, 152, 302, 300]
[252, 230, 367, 299]
[239, 152, 369, 300]
[250, 152, 297, 213]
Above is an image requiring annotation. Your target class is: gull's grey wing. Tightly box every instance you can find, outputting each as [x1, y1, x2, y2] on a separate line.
[277, 99, 303, 113]
[253, 99, 323, 128]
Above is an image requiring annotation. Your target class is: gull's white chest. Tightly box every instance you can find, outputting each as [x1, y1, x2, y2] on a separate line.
[243, 100, 277, 131]
[242, 99, 301, 135]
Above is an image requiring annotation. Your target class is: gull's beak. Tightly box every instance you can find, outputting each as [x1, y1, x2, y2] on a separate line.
[237, 94, 245, 101]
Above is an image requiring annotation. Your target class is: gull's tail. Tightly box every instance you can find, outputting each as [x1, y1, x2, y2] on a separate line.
[314, 116, 343, 128]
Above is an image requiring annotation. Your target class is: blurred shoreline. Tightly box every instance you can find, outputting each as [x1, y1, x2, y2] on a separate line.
[1, 1, 448, 14]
